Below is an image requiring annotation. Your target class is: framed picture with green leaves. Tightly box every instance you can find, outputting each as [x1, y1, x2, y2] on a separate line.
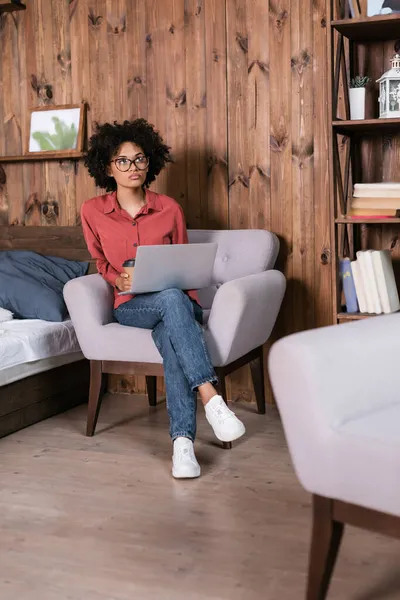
[27, 103, 86, 157]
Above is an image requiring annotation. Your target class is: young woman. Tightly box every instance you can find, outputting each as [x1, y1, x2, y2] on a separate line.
[81, 119, 245, 479]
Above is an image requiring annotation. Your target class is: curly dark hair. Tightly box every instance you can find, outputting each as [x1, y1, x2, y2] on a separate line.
[84, 119, 171, 191]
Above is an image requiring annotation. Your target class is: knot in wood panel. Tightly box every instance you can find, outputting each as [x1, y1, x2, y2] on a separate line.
[269, 6, 288, 31]
[107, 15, 126, 35]
[88, 9, 103, 29]
[0, 165, 6, 191]
[42, 199, 59, 221]
[212, 49, 220, 62]
[69, 0, 78, 21]
[57, 51, 71, 77]
[250, 165, 270, 180]
[383, 136, 393, 150]
[320, 248, 330, 265]
[235, 33, 248, 54]
[270, 132, 289, 153]
[248, 60, 269, 75]
[166, 88, 186, 108]
[25, 193, 39, 214]
[128, 76, 143, 91]
[145, 33, 152, 46]
[31, 75, 53, 102]
[292, 142, 314, 168]
[169, 24, 175, 34]
[291, 50, 312, 76]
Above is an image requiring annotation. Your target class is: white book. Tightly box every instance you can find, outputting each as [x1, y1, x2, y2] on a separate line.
[355, 183, 400, 190]
[353, 190, 400, 198]
[351, 198, 400, 209]
[371, 250, 400, 314]
[350, 260, 367, 313]
[356, 250, 382, 314]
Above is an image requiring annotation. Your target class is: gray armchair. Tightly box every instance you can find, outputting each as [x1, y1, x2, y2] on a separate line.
[64, 229, 286, 444]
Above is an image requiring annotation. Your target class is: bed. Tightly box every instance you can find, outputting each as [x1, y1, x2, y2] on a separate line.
[0, 226, 91, 438]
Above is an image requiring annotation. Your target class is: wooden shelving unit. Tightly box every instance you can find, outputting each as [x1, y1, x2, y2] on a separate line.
[335, 217, 400, 224]
[329, 2, 400, 324]
[332, 14, 400, 42]
[333, 118, 400, 135]
[337, 312, 378, 321]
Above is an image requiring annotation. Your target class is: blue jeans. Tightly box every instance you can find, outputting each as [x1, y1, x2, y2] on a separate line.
[114, 289, 217, 442]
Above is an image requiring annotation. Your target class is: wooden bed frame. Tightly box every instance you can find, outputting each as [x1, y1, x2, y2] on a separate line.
[0, 226, 92, 438]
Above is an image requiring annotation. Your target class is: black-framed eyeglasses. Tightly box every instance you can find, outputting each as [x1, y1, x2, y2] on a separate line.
[112, 155, 149, 172]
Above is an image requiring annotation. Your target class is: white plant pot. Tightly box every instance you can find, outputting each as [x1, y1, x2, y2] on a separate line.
[349, 88, 366, 120]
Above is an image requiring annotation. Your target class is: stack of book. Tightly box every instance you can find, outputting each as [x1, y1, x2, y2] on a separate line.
[340, 250, 400, 315]
[348, 182, 400, 218]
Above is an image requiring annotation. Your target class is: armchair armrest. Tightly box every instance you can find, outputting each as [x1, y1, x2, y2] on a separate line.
[64, 274, 114, 351]
[268, 313, 400, 491]
[204, 270, 286, 366]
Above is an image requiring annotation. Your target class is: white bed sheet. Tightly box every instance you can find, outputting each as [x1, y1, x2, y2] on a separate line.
[0, 318, 81, 371]
[0, 351, 84, 387]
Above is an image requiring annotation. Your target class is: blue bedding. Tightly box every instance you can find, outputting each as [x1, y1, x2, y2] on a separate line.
[0, 250, 88, 321]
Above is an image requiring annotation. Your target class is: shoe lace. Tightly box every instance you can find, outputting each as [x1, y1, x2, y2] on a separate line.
[175, 444, 197, 464]
[213, 401, 234, 423]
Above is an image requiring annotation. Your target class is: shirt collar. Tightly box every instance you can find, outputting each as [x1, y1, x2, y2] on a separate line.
[103, 190, 162, 214]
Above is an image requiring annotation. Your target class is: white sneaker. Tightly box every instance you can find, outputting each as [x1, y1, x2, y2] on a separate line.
[205, 395, 246, 443]
[172, 437, 201, 479]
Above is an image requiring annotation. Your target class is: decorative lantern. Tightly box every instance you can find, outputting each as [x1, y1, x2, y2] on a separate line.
[377, 54, 400, 119]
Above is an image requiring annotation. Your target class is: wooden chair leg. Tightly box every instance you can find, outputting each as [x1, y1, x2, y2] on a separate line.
[215, 367, 232, 450]
[87, 360, 104, 437]
[307, 495, 344, 600]
[146, 376, 157, 407]
[250, 346, 266, 414]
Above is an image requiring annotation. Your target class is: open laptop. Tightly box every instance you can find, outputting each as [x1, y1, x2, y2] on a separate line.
[118, 242, 218, 295]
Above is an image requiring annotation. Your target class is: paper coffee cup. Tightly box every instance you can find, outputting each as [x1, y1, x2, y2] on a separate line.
[122, 258, 135, 278]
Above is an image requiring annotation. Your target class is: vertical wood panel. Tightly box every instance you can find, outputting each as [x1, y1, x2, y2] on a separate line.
[248, 0, 270, 231]
[226, 0, 250, 230]
[126, 0, 147, 120]
[270, 1, 293, 334]
[313, 0, 331, 327]
[185, 0, 207, 229]
[226, 0, 251, 402]
[205, 0, 229, 228]
[291, 0, 314, 331]
[164, 1, 188, 214]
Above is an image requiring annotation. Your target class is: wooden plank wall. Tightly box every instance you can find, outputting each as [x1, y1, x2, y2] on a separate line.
[0, 0, 332, 401]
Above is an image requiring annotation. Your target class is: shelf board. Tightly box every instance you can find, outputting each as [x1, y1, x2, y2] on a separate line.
[0, 152, 85, 163]
[337, 312, 376, 321]
[333, 118, 400, 136]
[336, 217, 400, 224]
[0, 1, 26, 13]
[331, 14, 400, 42]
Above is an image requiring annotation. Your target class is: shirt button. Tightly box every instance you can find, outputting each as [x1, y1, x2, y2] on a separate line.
[133, 243, 138, 247]
[132, 221, 136, 226]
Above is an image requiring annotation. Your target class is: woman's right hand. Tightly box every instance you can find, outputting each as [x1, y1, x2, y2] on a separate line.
[115, 272, 132, 292]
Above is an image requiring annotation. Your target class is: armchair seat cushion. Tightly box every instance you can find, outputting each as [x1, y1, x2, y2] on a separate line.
[83, 323, 163, 364]
[319, 404, 400, 518]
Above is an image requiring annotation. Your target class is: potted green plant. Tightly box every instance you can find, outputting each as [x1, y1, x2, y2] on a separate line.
[349, 76, 371, 120]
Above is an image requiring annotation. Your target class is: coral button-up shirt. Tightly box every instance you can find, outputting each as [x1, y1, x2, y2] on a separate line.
[81, 190, 199, 309]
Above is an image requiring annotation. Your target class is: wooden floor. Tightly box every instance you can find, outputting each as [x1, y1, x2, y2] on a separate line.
[1, 395, 400, 600]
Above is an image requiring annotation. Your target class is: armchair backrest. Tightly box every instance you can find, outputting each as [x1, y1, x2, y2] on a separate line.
[188, 229, 279, 308]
